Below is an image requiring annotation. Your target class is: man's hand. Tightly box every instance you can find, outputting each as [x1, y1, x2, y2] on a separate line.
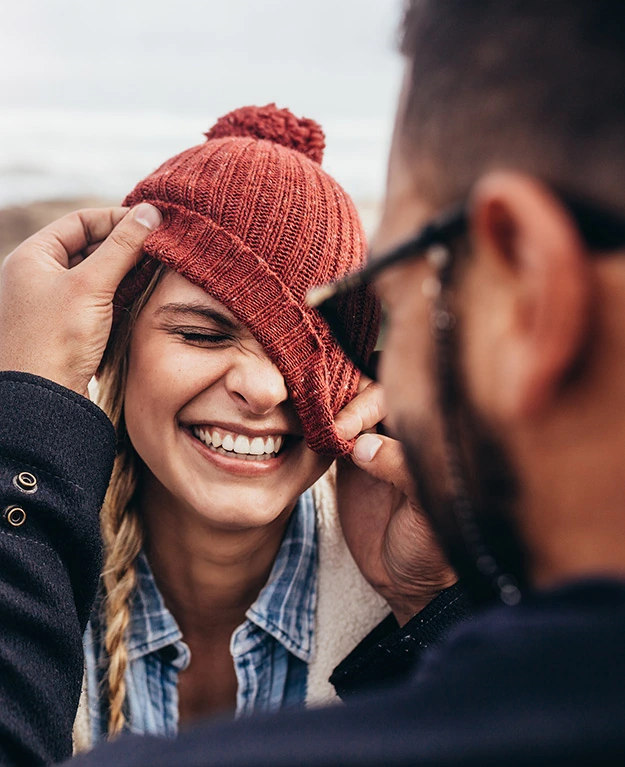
[0, 204, 161, 396]
[335, 378, 457, 625]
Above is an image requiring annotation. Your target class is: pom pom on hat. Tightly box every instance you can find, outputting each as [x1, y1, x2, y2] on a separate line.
[205, 103, 325, 164]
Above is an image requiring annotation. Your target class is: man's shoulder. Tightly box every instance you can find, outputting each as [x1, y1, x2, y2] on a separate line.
[419, 578, 625, 712]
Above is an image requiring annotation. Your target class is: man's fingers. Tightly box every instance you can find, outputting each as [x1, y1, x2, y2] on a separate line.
[72, 207, 131, 246]
[83, 241, 106, 258]
[335, 380, 387, 440]
[351, 433, 414, 496]
[74, 203, 162, 291]
[23, 207, 130, 266]
[356, 373, 374, 394]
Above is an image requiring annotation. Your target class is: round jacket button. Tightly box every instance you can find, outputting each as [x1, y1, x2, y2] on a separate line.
[4, 506, 27, 527]
[13, 472, 38, 494]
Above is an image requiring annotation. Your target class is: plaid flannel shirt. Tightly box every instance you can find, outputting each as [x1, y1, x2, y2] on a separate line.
[84, 490, 317, 740]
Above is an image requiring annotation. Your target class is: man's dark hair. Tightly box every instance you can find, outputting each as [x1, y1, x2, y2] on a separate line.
[399, 0, 625, 208]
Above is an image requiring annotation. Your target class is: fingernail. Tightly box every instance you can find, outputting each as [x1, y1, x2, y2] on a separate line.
[133, 203, 162, 231]
[353, 434, 383, 463]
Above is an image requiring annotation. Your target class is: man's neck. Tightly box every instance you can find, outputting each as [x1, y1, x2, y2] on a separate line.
[515, 399, 625, 591]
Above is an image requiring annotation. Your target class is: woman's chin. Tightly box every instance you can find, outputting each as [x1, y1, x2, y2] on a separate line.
[186, 496, 294, 532]
[145, 427, 332, 530]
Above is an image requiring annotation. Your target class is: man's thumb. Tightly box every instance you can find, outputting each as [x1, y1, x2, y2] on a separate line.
[353, 434, 384, 463]
[79, 203, 162, 291]
[352, 433, 413, 495]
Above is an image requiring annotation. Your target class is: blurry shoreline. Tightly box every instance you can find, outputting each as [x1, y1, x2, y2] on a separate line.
[0, 198, 381, 262]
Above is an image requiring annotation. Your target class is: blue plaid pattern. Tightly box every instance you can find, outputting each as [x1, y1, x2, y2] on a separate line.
[84, 489, 317, 741]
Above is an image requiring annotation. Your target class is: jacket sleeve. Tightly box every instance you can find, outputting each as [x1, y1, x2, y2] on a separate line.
[0, 372, 115, 767]
[329, 581, 473, 700]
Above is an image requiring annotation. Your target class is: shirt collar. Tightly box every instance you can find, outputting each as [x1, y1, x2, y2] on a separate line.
[125, 551, 190, 669]
[245, 489, 317, 663]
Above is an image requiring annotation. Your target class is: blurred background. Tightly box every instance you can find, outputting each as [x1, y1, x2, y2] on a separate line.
[0, 0, 404, 257]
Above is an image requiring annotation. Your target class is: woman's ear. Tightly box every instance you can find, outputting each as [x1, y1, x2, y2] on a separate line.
[463, 171, 593, 422]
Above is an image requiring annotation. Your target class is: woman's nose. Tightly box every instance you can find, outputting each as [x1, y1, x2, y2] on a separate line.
[225, 351, 289, 415]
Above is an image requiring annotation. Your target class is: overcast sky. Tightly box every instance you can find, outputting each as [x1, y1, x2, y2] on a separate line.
[0, 0, 404, 120]
[0, 1, 405, 210]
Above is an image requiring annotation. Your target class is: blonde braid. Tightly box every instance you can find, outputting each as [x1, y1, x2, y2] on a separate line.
[100, 452, 143, 736]
[96, 264, 166, 738]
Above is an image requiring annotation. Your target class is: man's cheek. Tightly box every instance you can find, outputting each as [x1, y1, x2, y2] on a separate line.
[381, 329, 421, 437]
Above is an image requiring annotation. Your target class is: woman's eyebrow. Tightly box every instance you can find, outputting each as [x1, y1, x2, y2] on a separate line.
[155, 302, 241, 331]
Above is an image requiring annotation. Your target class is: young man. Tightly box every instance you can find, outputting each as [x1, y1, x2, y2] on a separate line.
[2, 0, 625, 764]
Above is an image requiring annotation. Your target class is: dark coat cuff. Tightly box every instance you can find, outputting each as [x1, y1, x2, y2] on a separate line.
[0, 371, 115, 628]
[330, 581, 473, 700]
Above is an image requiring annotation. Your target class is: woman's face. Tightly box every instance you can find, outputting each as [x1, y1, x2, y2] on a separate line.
[124, 270, 332, 530]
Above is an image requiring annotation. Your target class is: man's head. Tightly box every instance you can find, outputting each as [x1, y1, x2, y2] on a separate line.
[374, 0, 625, 602]
[397, 0, 625, 209]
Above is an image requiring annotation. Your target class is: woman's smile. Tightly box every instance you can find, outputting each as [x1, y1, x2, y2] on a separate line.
[190, 424, 286, 460]
[183, 422, 298, 477]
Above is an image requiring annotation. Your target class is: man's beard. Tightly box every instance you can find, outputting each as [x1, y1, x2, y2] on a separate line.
[396, 345, 529, 606]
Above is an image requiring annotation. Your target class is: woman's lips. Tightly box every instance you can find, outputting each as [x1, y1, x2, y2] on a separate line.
[183, 426, 296, 476]
[191, 424, 285, 458]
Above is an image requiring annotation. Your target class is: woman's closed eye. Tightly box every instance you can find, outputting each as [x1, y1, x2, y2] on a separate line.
[169, 327, 235, 347]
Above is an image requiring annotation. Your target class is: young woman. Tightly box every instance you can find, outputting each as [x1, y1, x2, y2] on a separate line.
[77, 104, 390, 747]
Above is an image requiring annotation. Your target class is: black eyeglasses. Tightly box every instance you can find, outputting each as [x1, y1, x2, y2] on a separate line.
[307, 189, 625, 380]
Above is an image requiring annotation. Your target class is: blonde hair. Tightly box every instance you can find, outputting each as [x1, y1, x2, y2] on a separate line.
[96, 264, 166, 737]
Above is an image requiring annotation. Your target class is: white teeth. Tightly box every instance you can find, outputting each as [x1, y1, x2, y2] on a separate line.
[233, 434, 251, 454]
[191, 426, 286, 460]
[250, 437, 265, 455]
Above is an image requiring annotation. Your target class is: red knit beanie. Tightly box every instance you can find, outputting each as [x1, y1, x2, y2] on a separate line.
[114, 104, 379, 456]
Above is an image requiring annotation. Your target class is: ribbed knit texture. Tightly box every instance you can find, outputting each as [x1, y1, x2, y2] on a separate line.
[113, 104, 379, 456]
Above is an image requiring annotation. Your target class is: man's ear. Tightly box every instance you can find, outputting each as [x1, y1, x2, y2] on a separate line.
[466, 172, 593, 421]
